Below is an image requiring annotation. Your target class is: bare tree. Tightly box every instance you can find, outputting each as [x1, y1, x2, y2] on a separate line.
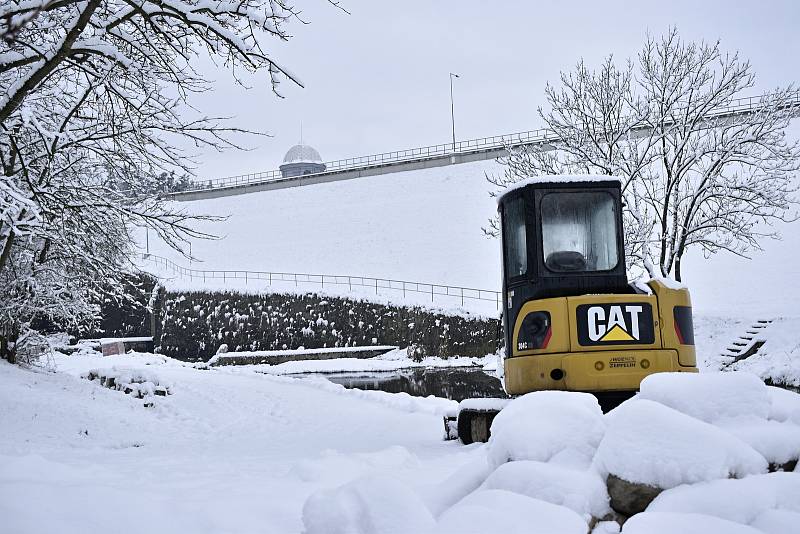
[0, 0, 320, 359]
[489, 28, 800, 281]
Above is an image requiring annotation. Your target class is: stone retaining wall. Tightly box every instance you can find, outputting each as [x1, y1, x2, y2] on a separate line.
[154, 290, 501, 362]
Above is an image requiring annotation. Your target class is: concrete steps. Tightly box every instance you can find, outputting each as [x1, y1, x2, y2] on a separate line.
[720, 319, 773, 367]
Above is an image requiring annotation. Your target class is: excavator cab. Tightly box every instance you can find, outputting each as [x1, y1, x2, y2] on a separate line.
[499, 176, 697, 399]
[452, 176, 698, 444]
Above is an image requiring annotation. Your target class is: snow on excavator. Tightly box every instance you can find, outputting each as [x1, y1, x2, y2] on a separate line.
[450, 176, 698, 444]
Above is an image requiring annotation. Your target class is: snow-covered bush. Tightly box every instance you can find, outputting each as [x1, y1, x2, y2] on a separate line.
[13, 328, 55, 370]
[407, 344, 426, 363]
[82, 366, 171, 399]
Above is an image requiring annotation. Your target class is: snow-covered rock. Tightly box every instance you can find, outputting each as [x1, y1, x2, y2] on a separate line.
[638, 371, 771, 423]
[592, 520, 621, 534]
[646, 472, 800, 527]
[638, 372, 800, 467]
[487, 391, 605, 469]
[767, 385, 800, 424]
[751, 509, 800, 534]
[594, 399, 767, 490]
[717, 418, 800, 466]
[480, 460, 609, 521]
[436, 489, 587, 534]
[621, 512, 764, 534]
[301, 475, 436, 534]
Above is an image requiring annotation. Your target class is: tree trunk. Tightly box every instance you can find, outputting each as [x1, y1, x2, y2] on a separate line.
[674, 255, 682, 283]
[0, 225, 16, 274]
[0, 333, 14, 364]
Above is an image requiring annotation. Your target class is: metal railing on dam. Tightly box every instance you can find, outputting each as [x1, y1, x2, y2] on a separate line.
[168, 91, 800, 200]
[140, 253, 502, 310]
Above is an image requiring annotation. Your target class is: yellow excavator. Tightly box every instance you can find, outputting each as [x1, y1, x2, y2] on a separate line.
[453, 176, 698, 444]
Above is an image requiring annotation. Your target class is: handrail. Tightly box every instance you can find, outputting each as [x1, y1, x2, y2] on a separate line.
[179, 91, 800, 194]
[139, 253, 501, 310]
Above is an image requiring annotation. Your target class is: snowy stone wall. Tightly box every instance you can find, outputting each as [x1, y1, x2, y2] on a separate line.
[155, 290, 500, 362]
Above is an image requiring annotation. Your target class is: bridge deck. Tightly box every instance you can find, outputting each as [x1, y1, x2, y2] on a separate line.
[169, 92, 800, 201]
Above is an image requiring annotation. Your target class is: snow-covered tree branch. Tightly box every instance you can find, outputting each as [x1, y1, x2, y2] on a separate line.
[489, 28, 800, 282]
[0, 0, 313, 358]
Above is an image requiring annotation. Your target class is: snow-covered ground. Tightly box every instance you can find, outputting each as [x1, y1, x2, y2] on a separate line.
[3, 314, 799, 533]
[5, 350, 798, 534]
[0, 352, 471, 533]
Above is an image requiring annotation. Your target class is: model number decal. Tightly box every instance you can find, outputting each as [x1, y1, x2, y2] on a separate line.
[608, 356, 636, 368]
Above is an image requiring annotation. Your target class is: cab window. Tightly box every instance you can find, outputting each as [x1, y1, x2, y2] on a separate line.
[502, 196, 528, 279]
[541, 192, 618, 272]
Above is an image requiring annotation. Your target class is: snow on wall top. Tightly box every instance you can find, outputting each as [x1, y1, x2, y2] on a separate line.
[282, 144, 323, 164]
[496, 175, 623, 205]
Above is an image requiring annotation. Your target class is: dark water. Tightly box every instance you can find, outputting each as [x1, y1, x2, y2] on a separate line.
[316, 367, 508, 402]
[313, 369, 800, 406]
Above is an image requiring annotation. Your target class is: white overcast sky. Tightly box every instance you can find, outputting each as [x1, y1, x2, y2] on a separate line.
[188, 0, 800, 181]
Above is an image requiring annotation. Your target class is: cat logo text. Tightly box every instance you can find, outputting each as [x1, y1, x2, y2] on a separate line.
[576, 303, 655, 346]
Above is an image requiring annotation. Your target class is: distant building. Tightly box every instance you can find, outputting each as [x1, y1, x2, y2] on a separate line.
[279, 144, 326, 178]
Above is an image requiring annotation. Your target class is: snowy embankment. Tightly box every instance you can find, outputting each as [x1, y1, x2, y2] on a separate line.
[150, 269, 501, 318]
[304, 372, 800, 534]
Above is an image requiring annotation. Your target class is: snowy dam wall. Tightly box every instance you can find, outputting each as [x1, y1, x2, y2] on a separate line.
[153, 290, 501, 362]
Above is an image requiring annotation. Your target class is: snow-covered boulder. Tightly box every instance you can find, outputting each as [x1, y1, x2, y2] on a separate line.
[646, 472, 800, 528]
[436, 489, 587, 534]
[481, 460, 610, 521]
[596, 399, 767, 489]
[301, 475, 435, 534]
[621, 512, 764, 534]
[638, 371, 770, 423]
[717, 418, 800, 467]
[767, 385, 800, 424]
[638, 372, 800, 468]
[594, 399, 767, 515]
[487, 391, 605, 469]
[751, 509, 800, 534]
[592, 520, 621, 534]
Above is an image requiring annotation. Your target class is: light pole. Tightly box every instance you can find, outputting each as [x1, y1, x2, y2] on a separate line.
[449, 72, 459, 151]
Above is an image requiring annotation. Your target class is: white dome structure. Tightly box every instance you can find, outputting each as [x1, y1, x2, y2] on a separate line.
[283, 144, 323, 164]
[279, 143, 326, 178]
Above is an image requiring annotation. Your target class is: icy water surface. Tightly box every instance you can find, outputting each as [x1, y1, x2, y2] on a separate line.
[315, 368, 507, 402]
